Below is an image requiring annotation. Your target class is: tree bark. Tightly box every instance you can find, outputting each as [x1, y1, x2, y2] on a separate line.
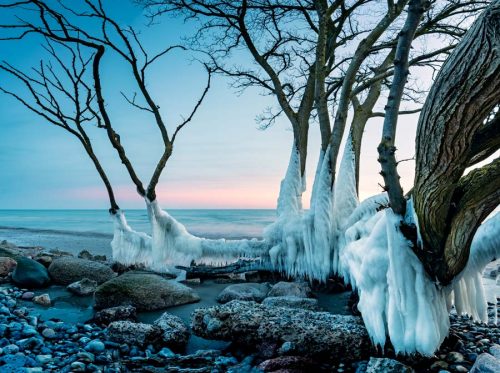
[413, 0, 500, 284]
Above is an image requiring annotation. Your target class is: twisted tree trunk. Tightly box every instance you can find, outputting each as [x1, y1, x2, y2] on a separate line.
[413, 0, 500, 284]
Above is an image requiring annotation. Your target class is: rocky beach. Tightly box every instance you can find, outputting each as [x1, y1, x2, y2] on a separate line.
[0, 240, 498, 372]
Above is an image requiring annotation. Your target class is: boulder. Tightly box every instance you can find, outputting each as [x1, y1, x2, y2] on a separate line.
[94, 271, 200, 311]
[67, 278, 98, 296]
[258, 356, 321, 372]
[32, 294, 51, 307]
[107, 321, 161, 347]
[12, 257, 50, 288]
[78, 250, 94, 260]
[35, 255, 53, 268]
[153, 313, 189, 350]
[48, 256, 116, 285]
[470, 353, 500, 373]
[216, 283, 270, 304]
[365, 357, 414, 373]
[92, 306, 137, 326]
[0, 257, 17, 276]
[262, 296, 320, 311]
[268, 281, 313, 298]
[191, 300, 371, 361]
[489, 344, 500, 359]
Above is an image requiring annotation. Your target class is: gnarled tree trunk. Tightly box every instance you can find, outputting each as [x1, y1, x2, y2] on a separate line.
[413, 0, 500, 284]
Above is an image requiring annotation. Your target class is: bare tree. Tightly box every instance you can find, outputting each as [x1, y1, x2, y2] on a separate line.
[0, 39, 120, 213]
[1, 0, 211, 204]
[142, 0, 487, 198]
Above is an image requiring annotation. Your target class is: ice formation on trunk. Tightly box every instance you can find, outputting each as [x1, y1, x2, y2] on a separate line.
[264, 145, 306, 275]
[265, 139, 360, 282]
[146, 199, 267, 271]
[449, 212, 500, 322]
[339, 199, 449, 355]
[111, 203, 266, 272]
[276, 144, 306, 216]
[111, 210, 152, 266]
[265, 145, 337, 281]
[332, 138, 359, 274]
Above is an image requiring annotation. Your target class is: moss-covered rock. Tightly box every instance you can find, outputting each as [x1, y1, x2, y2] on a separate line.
[48, 256, 116, 285]
[94, 271, 200, 311]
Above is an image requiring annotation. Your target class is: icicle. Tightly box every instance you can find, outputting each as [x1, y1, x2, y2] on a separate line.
[339, 199, 450, 355]
[333, 136, 360, 231]
[309, 149, 325, 214]
[332, 137, 360, 274]
[145, 199, 267, 271]
[276, 144, 305, 217]
[449, 212, 500, 322]
[110, 210, 152, 266]
[310, 147, 335, 281]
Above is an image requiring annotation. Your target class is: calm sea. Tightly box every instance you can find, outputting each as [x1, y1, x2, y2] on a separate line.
[0, 209, 276, 256]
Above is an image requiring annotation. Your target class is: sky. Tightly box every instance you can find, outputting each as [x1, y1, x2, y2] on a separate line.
[0, 1, 422, 210]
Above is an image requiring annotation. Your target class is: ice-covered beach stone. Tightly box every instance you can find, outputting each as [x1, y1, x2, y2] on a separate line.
[12, 257, 50, 288]
[191, 300, 371, 361]
[48, 256, 116, 285]
[267, 281, 313, 298]
[153, 312, 189, 350]
[67, 278, 98, 296]
[94, 271, 200, 311]
[216, 283, 270, 304]
[262, 296, 320, 311]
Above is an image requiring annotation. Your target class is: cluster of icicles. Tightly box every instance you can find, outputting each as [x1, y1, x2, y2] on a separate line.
[110, 142, 499, 356]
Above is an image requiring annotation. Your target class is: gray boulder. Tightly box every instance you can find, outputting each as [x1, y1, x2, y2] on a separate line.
[365, 357, 414, 373]
[48, 257, 116, 285]
[92, 306, 137, 326]
[94, 271, 200, 311]
[107, 321, 161, 347]
[268, 281, 313, 298]
[67, 278, 98, 296]
[153, 313, 189, 350]
[262, 296, 320, 311]
[216, 283, 270, 304]
[12, 257, 50, 288]
[470, 353, 500, 373]
[191, 300, 370, 361]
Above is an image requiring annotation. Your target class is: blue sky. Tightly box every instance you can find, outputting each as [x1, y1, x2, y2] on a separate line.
[0, 1, 420, 209]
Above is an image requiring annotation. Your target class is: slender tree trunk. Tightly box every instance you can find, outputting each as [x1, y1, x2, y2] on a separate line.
[378, 0, 427, 216]
[328, 0, 409, 187]
[92, 46, 146, 198]
[413, 0, 500, 284]
[77, 137, 120, 214]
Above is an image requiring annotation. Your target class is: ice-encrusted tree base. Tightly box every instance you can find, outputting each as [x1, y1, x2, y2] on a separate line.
[111, 202, 268, 274]
[266, 140, 359, 282]
[339, 198, 499, 355]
